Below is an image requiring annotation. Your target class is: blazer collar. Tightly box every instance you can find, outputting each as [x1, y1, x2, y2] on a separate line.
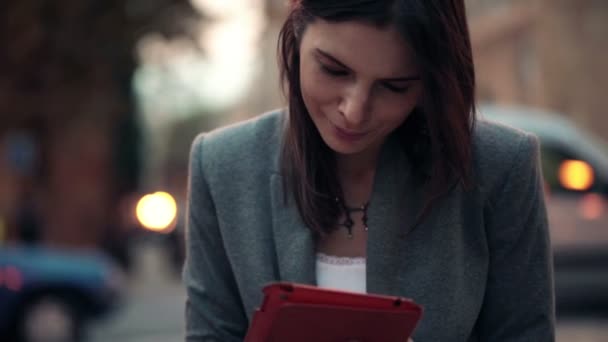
[269, 134, 423, 292]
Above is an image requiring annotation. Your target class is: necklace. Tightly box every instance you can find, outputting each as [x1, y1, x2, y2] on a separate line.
[336, 197, 369, 239]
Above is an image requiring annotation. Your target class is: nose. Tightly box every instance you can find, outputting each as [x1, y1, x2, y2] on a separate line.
[338, 83, 371, 127]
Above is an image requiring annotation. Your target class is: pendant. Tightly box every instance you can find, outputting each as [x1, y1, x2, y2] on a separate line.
[336, 197, 369, 239]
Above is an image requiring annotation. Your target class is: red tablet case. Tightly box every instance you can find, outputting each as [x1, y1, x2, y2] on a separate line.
[245, 282, 423, 342]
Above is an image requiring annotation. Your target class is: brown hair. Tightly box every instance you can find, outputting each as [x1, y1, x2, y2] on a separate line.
[279, 0, 476, 236]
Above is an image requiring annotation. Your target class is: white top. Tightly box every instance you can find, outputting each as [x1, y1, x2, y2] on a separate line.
[315, 253, 367, 294]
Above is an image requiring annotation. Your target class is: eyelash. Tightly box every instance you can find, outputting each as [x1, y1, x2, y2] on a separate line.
[319, 64, 409, 94]
[383, 83, 409, 93]
[320, 64, 348, 77]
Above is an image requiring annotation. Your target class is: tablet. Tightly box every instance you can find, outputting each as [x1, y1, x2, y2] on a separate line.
[245, 282, 423, 342]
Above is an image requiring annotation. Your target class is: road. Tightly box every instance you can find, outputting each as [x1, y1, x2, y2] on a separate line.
[89, 242, 608, 342]
[88, 240, 183, 342]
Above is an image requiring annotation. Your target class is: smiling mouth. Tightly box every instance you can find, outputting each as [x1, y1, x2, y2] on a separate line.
[332, 123, 368, 141]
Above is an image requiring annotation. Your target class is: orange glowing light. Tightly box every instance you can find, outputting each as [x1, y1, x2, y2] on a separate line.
[558, 160, 594, 191]
[136, 192, 177, 232]
[579, 193, 605, 220]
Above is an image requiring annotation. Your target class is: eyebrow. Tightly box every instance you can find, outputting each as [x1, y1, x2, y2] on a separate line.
[315, 48, 421, 82]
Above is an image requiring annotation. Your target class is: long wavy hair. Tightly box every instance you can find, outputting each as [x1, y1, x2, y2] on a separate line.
[279, 0, 476, 236]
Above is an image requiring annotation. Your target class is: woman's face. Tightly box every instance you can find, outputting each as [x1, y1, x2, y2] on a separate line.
[299, 19, 423, 157]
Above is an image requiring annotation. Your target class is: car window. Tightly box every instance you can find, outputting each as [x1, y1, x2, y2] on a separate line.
[540, 145, 571, 192]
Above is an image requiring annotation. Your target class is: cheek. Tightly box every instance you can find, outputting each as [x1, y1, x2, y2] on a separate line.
[300, 64, 337, 110]
[374, 88, 422, 128]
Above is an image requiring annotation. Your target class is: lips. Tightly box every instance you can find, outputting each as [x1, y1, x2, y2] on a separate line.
[332, 123, 368, 141]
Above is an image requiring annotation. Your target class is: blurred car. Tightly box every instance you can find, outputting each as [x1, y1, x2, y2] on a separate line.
[481, 104, 608, 311]
[0, 244, 125, 341]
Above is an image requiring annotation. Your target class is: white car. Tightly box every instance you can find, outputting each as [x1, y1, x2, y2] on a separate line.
[481, 104, 608, 312]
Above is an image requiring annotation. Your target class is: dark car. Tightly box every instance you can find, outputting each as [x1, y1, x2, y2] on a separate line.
[0, 244, 125, 341]
[481, 104, 608, 311]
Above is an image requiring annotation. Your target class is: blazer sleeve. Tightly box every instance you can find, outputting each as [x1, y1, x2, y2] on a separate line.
[477, 133, 556, 341]
[183, 134, 248, 341]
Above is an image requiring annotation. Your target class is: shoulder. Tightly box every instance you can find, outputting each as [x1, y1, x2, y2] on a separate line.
[190, 109, 285, 177]
[472, 118, 541, 196]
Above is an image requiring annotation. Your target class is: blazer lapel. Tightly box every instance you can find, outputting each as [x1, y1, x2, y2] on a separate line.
[269, 173, 316, 285]
[366, 136, 425, 295]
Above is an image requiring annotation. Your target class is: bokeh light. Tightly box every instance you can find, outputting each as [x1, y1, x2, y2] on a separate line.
[136, 192, 178, 232]
[579, 193, 605, 221]
[4, 266, 23, 292]
[558, 160, 595, 191]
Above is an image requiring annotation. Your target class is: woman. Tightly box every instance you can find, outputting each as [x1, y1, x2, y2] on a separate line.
[183, 0, 555, 341]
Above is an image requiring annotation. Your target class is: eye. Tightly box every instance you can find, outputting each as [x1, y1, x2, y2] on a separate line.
[382, 83, 410, 94]
[320, 64, 349, 77]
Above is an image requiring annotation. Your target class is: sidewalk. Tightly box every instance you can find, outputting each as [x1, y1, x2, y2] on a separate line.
[89, 240, 185, 342]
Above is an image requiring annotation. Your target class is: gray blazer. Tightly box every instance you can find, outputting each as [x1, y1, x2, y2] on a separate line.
[183, 109, 555, 341]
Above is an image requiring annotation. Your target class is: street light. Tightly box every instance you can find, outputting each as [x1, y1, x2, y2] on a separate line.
[135, 192, 178, 233]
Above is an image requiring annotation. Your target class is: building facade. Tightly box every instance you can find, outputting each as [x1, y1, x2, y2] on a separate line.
[468, 0, 608, 138]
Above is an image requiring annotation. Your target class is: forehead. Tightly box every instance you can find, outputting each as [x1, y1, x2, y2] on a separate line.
[301, 19, 418, 77]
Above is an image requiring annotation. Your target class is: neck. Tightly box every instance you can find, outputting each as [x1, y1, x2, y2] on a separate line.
[336, 153, 377, 181]
[335, 139, 383, 179]
[335, 143, 382, 205]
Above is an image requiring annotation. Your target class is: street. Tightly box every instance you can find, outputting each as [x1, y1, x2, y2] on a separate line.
[89, 241, 185, 342]
[89, 242, 608, 342]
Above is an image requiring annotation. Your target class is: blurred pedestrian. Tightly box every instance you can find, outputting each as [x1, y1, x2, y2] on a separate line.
[183, 0, 555, 341]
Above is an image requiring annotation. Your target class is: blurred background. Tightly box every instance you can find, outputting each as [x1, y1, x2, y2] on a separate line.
[0, 0, 607, 341]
